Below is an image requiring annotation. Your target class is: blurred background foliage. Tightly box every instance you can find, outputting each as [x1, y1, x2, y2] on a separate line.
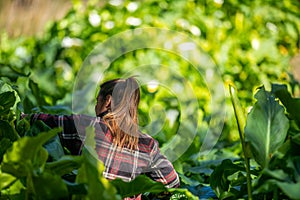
[0, 0, 300, 192]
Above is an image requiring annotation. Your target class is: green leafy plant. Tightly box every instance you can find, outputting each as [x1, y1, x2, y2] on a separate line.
[211, 84, 299, 199]
[229, 84, 252, 199]
[244, 86, 289, 169]
[0, 82, 199, 199]
[1, 0, 300, 199]
[0, 128, 69, 199]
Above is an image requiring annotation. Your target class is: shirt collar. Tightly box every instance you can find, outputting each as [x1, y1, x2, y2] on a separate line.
[97, 110, 109, 118]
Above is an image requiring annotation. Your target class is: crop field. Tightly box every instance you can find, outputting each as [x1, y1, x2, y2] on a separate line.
[0, 0, 300, 199]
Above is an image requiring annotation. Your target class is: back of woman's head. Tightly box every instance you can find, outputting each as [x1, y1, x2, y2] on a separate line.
[99, 77, 140, 150]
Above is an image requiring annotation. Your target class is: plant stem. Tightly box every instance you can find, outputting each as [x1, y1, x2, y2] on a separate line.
[244, 157, 252, 200]
[274, 188, 278, 200]
[229, 85, 253, 200]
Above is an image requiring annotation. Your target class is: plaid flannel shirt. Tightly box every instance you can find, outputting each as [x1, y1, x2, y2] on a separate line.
[31, 113, 180, 200]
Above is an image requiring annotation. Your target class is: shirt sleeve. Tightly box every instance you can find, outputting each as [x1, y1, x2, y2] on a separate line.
[147, 140, 180, 188]
[30, 113, 82, 155]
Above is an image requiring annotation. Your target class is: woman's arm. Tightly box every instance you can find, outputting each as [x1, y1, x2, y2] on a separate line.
[148, 141, 180, 188]
[30, 113, 82, 155]
[30, 113, 75, 131]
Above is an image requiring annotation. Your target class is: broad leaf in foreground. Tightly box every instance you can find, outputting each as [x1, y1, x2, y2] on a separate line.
[244, 86, 289, 168]
[111, 175, 167, 198]
[1, 128, 59, 177]
[0, 127, 66, 198]
[75, 127, 120, 200]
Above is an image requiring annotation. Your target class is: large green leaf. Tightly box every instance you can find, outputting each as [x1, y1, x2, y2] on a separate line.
[25, 120, 52, 137]
[45, 155, 82, 176]
[244, 86, 289, 168]
[32, 171, 69, 200]
[1, 128, 59, 177]
[0, 178, 25, 196]
[276, 181, 300, 199]
[111, 175, 167, 198]
[0, 172, 16, 190]
[254, 138, 300, 199]
[0, 91, 16, 116]
[255, 178, 300, 200]
[0, 138, 12, 162]
[0, 120, 19, 142]
[75, 127, 120, 200]
[112, 174, 200, 199]
[28, 79, 47, 107]
[271, 84, 300, 126]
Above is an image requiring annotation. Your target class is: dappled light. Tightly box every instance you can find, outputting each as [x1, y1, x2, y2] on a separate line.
[1, 0, 300, 199]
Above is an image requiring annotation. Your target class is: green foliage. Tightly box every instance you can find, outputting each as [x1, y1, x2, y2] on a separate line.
[112, 175, 167, 198]
[272, 84, 300, 126]
[0, 80, 21, 162]
[229, 84, 253, 199]
[0, 128, 69, 199]
[245, 87, 289, 168]
[74, 127, 120, 200]
[1, 130, 57, 177]
[1, 106, 197, 200]
[0, 91, 16, 116]
[210, 159, 246, 199]
[250, 85, 300, 199]
[1, 0, 300, 199]
[213, 85, 300, 199]
[229, 85, 247, 142]
[1, 0, 299, 144]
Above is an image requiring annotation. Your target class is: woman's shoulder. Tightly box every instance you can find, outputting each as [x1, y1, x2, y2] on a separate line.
[73, 114, 106, 124]
[137, 132, 158, 153]
[71, 114, 108, 132]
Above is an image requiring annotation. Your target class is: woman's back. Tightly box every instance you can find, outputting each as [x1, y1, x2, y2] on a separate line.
[31, 113, 179, 188]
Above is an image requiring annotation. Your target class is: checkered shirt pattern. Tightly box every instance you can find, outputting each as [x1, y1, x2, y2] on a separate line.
[31, 113, 180, 200]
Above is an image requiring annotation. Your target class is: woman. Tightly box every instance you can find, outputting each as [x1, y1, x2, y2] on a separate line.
[29, 77, 180, 199]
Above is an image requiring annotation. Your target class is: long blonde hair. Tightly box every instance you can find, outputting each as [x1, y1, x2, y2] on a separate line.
[98, 77, 140, 150]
